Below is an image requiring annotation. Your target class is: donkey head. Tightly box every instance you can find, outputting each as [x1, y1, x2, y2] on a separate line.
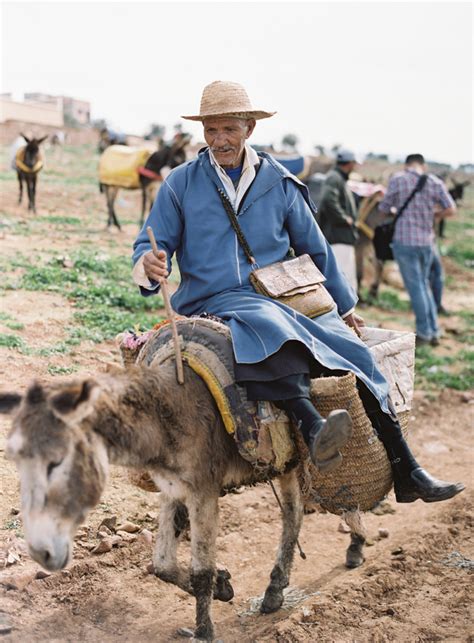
[1, 379, 108, 571]
[20, 133, 47, 168]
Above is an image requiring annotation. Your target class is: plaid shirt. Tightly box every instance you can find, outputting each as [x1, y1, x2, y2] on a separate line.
[379, 169, 455, 245]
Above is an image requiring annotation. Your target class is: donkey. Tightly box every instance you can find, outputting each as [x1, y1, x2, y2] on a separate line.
[354, 190, 388, 300]
[14, 134, 47, 213]
[438, 179, 471, 238]
[1, 362, 310, 641]
[97, 127, 127, 153]
[101, 136, 190, 230]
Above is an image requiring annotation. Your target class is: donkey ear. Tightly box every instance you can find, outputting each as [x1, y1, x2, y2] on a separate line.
[37, 135, 48, 145]
[49, 379, 100, 424]
[20, 132, 30, 143]
[0, 393, 23, 414]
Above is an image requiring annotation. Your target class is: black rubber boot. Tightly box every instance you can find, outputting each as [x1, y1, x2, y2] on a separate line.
[275, 398, 353, 473]
[308, 410, 353, 473]
[393, 467, 465, 503]
[366, 407, 464, 504]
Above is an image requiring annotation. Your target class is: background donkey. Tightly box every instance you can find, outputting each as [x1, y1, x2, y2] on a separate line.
[101, 134, 190, 230]
[1, 363, 307, 642]
[14, 134, 47, 213]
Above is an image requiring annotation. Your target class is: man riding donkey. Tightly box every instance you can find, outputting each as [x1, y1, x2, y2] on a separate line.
[133, 80, 463, 504]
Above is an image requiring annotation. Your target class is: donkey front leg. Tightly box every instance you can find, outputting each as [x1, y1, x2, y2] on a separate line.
[17, 171, 23, 204]
[152, 496, 233, 605]
[105, 186, 121, 230]
[188, 495, 219, 642]
[261, 471, 304, 614]
[26, 175, 36, 212]
[31, 174, 37, 213]
[152, 496, 193, 592]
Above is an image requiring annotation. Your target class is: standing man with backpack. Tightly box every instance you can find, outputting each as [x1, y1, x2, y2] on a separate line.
[378, 154, 456, 347]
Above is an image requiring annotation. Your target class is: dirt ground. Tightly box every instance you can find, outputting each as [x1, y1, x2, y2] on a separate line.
[0, 167, 473, 642]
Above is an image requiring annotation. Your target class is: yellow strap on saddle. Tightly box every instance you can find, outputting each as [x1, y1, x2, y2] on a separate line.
[15, 148, 43, 174]
[182, 351, 236, 435]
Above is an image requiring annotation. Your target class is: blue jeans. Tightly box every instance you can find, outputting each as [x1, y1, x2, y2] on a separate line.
[392, 242, 439, 340]
[429, 245, 444, 311]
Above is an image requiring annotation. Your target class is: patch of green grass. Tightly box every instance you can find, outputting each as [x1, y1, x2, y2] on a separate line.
[416, 346, 474, 391]
[37, 343, 70, 357]
[0, 333, 26, 349]
[4, 321, 25, 331]
[0, 312, 18, 324]
[458, 310, 474, 322]
[373, 288, 410, 312]
[446, 243, 474, 268]
[38, 215, 82, 226]
[73, 306, 159, 342]
[47, 365, 78, 376]
[442, 188, 474, 269]
[459, 349, 474, 363]
[456, 311, 474, 344]
[13, 249, 164, 341]
[3, 517, 22, 536]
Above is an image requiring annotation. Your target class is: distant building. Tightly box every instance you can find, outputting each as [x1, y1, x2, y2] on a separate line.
[0, 93, 91, 144]
[24, 92, 59, 105]
[0, 94, 64, 127]
[61, 96, 90, 125]
[24, 93, 91, 125]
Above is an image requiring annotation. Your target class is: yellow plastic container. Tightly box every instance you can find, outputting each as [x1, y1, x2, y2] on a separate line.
[99, 145, 151, 189]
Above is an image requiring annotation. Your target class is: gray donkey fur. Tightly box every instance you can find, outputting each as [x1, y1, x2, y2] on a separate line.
[1, 362, 305, 641]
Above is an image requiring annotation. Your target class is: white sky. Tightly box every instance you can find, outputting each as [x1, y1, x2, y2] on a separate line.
[1, 0, 473, 165]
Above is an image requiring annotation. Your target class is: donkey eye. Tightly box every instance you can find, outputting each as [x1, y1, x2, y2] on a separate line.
[47, 461, 62, 478]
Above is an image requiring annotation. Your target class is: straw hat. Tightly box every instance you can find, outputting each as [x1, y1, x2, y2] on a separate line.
[182, 81, 276, 122]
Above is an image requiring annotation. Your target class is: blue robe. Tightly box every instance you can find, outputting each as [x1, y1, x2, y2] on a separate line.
[133, 149, 391, 413]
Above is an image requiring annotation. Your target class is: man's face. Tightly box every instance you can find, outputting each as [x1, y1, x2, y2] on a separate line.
[203, 117, 256, 168]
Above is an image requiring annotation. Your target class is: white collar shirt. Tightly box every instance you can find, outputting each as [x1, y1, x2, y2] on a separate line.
[209, 143, 260, 210]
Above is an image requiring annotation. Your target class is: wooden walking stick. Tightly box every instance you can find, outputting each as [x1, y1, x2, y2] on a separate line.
[146, 226, 184, 385]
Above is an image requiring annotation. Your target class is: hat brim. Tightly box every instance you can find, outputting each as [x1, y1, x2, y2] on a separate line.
[181, 110, 276, 122]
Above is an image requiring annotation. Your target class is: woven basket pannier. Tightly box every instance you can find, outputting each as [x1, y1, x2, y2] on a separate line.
[296, 372, 409, 514]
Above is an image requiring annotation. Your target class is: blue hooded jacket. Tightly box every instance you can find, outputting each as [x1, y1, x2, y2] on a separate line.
[133, 149, 390, 412]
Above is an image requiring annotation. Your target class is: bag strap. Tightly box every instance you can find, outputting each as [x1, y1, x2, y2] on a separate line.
[393, 174, 428, 227]
[216, 187, 257, 266]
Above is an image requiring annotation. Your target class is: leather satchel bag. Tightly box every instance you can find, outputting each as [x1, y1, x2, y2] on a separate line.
[249, 254, 336, 317]
[217, 188, 336, 318]
[373, 174, 428, 261]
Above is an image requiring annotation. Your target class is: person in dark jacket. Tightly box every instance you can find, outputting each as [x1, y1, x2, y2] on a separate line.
[317, 150, 359, 291]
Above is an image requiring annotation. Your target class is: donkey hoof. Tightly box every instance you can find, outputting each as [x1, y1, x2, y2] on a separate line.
[192, 623, 214, 642]
[213, 568, 234, 602]
[303, 501, 317, 514]
[346, 546, 365, 569]
[176, 626, 194, 638]
[260, 587, 284, 614]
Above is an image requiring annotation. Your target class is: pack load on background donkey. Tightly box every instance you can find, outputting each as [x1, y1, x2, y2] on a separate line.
[98, 132, 191, 230]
